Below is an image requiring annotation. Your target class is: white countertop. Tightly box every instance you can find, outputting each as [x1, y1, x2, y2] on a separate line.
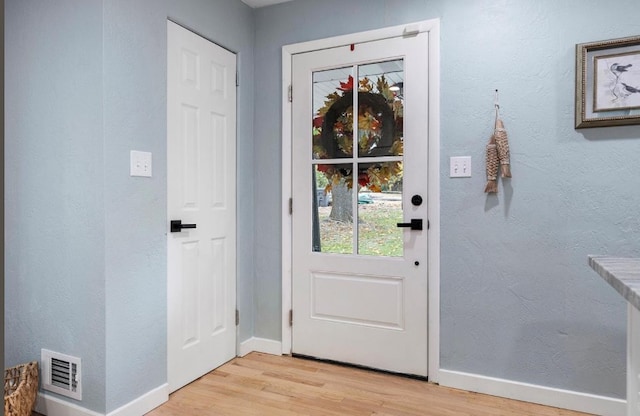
[589, 255, 640, 311]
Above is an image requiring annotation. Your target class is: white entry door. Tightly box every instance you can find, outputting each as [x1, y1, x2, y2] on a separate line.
[167, 21, 237, 393]
[291, 33, 429, 376]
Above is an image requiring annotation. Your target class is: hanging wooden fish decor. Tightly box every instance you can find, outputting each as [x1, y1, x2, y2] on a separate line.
[484, 135, 499, 193]
[494, 118, 512, 178]
[484, 90, 512, 193]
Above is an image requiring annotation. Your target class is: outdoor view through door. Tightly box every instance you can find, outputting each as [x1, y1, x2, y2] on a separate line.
[292, 33, 430, 377]
[312, 60, 404, 256]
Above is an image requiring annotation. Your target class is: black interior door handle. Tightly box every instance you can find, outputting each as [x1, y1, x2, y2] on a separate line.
[396, 219, 423, 231]
[170, 220, 197, 233]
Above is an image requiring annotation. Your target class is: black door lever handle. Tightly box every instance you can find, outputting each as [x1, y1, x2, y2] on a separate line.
[396, 219, 423, 231]
[170, 220, 197, 233]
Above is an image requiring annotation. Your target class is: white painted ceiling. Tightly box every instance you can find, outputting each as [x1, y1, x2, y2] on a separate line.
[241, 0, 294, 8]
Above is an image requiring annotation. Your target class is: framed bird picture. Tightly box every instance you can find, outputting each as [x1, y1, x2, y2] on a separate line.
[576, 35, 640, 128]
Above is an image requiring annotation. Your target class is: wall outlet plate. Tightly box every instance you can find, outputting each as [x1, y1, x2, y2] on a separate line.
[450, 156, 471, 178]
[130, 150, 152, 177]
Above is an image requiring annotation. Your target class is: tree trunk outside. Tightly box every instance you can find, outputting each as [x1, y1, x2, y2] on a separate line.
[329, 179, 352, 222]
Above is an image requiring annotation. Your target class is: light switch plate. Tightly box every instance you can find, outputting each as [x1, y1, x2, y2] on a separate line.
[450, 156, 471, 178]
[130, 150, 152, 177]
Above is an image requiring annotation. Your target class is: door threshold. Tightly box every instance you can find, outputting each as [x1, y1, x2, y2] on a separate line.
[291, 353, 429, 382]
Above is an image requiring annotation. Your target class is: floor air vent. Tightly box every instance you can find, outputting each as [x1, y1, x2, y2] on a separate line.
[41, 349, 82, 400]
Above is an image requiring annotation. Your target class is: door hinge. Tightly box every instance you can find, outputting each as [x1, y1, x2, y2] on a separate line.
[289, 198, 293, 215]
[288, 84, 292, 102]
[289, 309, 293, 326]
[236, 70, 240, 87]
[427, 220, 430, 230]
[235, 309, 240, 326]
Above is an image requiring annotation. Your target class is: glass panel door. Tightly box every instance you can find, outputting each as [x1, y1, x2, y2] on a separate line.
[291, 31, 430, 376]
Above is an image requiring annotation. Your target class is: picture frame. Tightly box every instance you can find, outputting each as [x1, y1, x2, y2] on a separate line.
[575, 35, 640, 128]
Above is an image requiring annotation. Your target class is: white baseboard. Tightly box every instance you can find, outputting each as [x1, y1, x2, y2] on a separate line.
[239, 337, 283, 357]
[106, 383, 169, 416]
[438, 369, 626, 416]
[35, 393, 103, 416]
[35, 384, 169, 416]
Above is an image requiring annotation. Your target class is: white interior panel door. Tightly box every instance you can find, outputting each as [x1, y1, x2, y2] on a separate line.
[167, 20, 237, 393]
[291, 34, 429, 376]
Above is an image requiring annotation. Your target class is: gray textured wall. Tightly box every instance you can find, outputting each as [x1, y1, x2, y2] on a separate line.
[5, 0, 255, 413]
[5, 0, 640, 411]
[254, 0, 640, 399]
[5, 0, 106, 410]
[102, 0, 254, 411]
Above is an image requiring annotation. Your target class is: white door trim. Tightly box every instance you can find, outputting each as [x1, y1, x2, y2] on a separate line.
[281, 19, 441, 382]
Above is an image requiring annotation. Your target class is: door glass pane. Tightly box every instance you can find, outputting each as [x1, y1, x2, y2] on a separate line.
[311, 59, 405, 257]
[357, 60, 404, 157]
[357, 162, 403, 257]
[355, 59, 404, 257]
[312, 67, 354, 159]
[313, 163, 353, 254]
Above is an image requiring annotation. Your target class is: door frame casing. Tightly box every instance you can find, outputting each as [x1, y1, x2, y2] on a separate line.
[281, 19, 441, 382]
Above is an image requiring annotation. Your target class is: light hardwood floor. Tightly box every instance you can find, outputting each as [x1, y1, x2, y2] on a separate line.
[146, 352, 593, 416]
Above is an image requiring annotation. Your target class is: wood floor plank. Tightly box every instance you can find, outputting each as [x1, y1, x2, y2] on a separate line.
[146, 352, 594, 416]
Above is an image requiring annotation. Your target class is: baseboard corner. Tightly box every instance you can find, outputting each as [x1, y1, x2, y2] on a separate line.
[106, 383, 169, 416]
[239, 337, 283, 357]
